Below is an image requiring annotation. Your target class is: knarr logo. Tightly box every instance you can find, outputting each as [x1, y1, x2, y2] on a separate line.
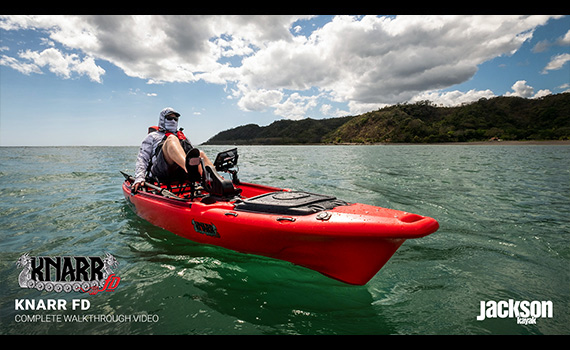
[16, 253, 120, 295]
[477, 299, 553, 324]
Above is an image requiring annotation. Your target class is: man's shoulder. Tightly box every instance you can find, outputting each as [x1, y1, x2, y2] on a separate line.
[145, 130, 165, 141]
[139, 131, 164, 148]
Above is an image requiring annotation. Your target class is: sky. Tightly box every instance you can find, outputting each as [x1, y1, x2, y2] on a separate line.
[0, 15, 569, 146]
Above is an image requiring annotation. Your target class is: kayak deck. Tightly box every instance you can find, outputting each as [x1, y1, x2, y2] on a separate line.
[122, 177, 438, 285]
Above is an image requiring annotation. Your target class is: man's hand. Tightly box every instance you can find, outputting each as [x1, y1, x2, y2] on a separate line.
[133, 181, 144, 193]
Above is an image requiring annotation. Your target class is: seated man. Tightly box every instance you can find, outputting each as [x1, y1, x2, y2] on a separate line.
[133, 107, 215, 192]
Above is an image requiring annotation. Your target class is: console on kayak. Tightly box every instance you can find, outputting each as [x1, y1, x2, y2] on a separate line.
[213, 148, 240, 185]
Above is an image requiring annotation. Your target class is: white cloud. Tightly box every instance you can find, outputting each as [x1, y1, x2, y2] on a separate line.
[0, 15, 562, 119]
[320, 103, 351, 117]
[236, 87, 283, 112]
[1, 47, 105, 82]
[0, 54, 42, 75]
[412, 89, 496, 106]
[542, 53, 570, 74]
[558, 30, 570, 46]
[410, 79, 555, 106]
[229, 15, 559, 114]
[505, 80, 552, 99]
[272, 93, 319, 120]
[506, 80, 535, 98]
[533, 89, 552, 98]
[533, 29, 570, 52]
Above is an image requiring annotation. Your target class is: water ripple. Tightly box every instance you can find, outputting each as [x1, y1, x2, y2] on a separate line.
[1, 145, 568, 335]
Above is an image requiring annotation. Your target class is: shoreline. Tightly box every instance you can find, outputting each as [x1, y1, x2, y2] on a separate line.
[381, 140, 570, 146]
[2, 140, 569, 148]
[203, 140, 570, 147]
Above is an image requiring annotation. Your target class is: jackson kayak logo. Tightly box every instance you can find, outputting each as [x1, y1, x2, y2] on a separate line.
[477, 299, 553, 325]
[16, 253, 121, 295]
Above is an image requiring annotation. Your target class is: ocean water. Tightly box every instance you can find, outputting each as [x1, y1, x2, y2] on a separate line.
[0, 144, 568, 335]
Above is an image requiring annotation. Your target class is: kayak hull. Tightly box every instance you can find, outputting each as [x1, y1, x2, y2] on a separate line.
[122, 180, 438, 285]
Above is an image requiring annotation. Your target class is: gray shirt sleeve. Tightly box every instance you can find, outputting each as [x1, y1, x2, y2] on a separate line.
[134, 133, 159, 184]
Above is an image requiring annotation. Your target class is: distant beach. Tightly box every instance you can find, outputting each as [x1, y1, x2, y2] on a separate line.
[331, 140, 570, 146]
[408, 140, 570, 146]
[423, 140, 570, 146]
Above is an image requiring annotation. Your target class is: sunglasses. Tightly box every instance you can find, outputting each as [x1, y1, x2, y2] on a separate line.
[165, 115, 179, 121]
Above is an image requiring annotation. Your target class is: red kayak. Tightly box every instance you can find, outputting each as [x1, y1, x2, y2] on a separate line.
[121, 149, 439, 285]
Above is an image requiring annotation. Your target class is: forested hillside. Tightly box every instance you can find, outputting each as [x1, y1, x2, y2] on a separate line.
[205, 116, 353, 145]
[204, 93, 570, 145]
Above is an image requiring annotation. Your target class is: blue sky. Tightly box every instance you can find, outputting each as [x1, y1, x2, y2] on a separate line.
[1, 15, 568, 146]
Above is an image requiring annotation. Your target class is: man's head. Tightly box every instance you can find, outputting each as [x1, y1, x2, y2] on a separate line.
[159, 107, 180, 133]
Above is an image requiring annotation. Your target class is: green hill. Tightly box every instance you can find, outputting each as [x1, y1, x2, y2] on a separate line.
[205, 116, 353, 145]
[204, 93, 570, 145]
